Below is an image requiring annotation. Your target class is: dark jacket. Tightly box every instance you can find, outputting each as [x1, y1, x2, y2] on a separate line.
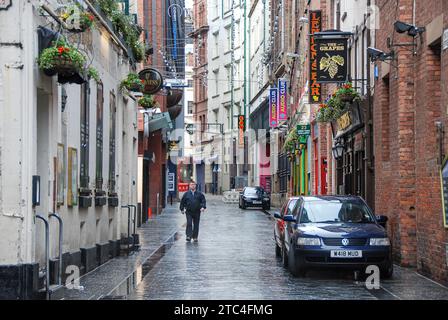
[180, 190, 206, 215]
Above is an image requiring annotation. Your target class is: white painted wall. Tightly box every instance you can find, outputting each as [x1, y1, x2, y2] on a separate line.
[0, 1, 138, 265]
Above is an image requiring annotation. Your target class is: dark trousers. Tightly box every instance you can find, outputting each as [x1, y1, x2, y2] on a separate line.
[186, 212, 201, 239]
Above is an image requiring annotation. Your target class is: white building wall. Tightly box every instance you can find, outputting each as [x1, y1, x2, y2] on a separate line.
[247, 0, 270, 188]
[0, 1, 138, 268]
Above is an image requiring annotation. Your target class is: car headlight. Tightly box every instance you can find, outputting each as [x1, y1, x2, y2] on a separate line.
[297, 237, 321, 246]
[369, 238, 390, 246]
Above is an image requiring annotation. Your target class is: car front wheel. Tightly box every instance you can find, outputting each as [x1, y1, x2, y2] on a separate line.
[275, 238, 281, 257]
[288, 243, 306, 277]
[281, 245, 288, 268]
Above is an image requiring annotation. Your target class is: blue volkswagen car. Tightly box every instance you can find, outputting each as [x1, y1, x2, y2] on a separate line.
[274, 195, 393, 278]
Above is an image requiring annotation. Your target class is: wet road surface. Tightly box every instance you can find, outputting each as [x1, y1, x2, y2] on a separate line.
[121, 196, 416, 300]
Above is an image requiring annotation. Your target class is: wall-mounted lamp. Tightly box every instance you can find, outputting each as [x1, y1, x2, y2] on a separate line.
[332, 139, 345, 160]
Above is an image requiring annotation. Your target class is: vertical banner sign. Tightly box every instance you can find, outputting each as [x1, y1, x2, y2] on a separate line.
[238, 115, 245, 147]
[269, 87, 278, 128]
[309, 10, 322, 103]
[278, 79, 288, 122]
[316, 37, 349, 83]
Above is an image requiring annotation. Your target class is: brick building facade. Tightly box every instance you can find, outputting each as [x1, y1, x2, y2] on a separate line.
[374, 0, 448, 283]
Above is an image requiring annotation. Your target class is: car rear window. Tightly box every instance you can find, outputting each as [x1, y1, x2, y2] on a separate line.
[245, 187, 262, 196]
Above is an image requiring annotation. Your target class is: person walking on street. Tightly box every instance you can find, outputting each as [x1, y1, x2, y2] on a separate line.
[179, 181, 206, 242]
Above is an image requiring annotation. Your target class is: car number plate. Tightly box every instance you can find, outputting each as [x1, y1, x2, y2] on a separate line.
[330, 250, 362, 258]
[253, 201, 262, 204]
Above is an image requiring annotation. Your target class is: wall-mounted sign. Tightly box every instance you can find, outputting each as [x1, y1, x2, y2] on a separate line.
[440, 157, 448, 228]
[337, 112, 352, 131]
[309, 10, 322, 103]
[139, 68, 163, 94]
[269, 87, 278, 128]
[238, 115, 245, 147]
[297, 124, 311, 136]
[278, 79, 288, 121]
[178, 182, 189, 192]
[168, 172, 175, 192]
[0, 0, 12, 10]
[333, 101, 363, 139]
[316, 37, 349, 83]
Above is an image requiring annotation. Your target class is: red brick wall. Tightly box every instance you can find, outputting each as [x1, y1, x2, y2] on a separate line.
[375, 0, 448, 283]
[193, 0, 208, 126]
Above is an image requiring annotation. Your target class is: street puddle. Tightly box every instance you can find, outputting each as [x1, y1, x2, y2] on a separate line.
[100, 230, 182, 299]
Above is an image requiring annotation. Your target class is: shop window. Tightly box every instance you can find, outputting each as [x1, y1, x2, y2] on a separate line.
[80, 83, 90, 189]
[95, 82, 104, 191]
[109, 92, 117, 194]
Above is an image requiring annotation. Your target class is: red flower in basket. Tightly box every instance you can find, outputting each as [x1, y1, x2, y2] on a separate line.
[88, 14, 94, 21]
[57, 46, 70, 55]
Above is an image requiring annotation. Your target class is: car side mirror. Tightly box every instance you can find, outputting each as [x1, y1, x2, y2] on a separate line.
[273, 212, 282, 219]
[283, 215, 296, 222]
[376, 215, 388, 227]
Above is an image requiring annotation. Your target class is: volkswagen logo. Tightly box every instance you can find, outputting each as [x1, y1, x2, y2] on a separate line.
[342, 238, 349, 246]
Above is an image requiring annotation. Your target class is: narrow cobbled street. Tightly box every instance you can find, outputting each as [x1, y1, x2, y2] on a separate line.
[60, 196, 448, 300]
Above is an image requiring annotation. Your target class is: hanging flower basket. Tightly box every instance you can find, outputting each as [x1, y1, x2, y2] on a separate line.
[138, 94, 157, 109]
[38, 40, 86, 78]
[335, 82, 361, 103]
[120, 73, 144, 92]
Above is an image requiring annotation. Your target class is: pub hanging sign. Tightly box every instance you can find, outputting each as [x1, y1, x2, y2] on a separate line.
[316, 37, 349, 83]
[139, 68, 164, 94]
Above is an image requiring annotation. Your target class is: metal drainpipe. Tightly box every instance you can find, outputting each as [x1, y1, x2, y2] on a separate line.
[49, 213, 63, 286]
[366, 0, 373, 208]
[36, 215, 49, 300]
[244, 0, 247, 121]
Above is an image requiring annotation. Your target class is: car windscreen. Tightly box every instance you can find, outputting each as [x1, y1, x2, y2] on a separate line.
[244, 188, 262, 196]
[299, 200, 375, 223]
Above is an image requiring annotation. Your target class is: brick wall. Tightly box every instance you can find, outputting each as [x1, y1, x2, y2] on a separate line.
[375, 0, 448, 283]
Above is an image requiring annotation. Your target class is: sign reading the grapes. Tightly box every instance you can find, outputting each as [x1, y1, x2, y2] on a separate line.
[315, 37, 348, 83]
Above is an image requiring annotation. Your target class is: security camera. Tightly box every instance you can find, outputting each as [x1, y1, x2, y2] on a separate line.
[367, 47, 385, 61]
[394, 21, 425, 37]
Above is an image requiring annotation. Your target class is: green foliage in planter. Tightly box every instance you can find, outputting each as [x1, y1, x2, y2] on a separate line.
[96, 0, 145, 62]
[88, 67, 100, 83]
[120, 73, 144, 91]
[283, 129, 299, 153]
[138, 94, 157, 109]
[37, 39, 86, 72]
[334, 82, 361, 102]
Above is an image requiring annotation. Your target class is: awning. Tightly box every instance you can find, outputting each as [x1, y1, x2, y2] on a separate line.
[145, 112, 173, 133]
